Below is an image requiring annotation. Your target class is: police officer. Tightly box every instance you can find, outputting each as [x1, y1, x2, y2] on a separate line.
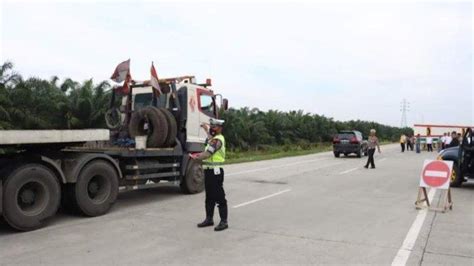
[190, 118, 228, 231]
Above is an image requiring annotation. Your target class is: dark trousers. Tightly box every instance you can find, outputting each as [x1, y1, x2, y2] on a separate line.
[365, 148, 376, 168]
[401, 143, 405, 152]
[204, 168, 227, 222]
[427, 144, 433, 152]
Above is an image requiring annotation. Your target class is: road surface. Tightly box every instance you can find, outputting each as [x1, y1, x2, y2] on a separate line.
[0, 144, 473, 265]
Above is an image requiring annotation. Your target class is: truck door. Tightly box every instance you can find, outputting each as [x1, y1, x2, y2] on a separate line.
[197, 89, 217, 141]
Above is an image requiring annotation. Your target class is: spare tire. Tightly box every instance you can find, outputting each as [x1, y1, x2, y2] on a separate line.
[159, 108, 177, 147]
[129, 107, 168, 148]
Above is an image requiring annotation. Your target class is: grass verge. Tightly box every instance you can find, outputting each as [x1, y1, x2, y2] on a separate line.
[226, 144, 333, 164]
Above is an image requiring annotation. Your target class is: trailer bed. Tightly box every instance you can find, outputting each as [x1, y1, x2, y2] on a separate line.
[0, 129, 109, 145]
[64, 143, 183, 157]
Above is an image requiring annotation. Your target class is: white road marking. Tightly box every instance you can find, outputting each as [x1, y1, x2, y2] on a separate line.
[424, 170, 448, 178]
[391, 188, 437, 266]
[232, 189, 291, 208]
[339, 167, 358, 175]
[226, 158, 328, 177]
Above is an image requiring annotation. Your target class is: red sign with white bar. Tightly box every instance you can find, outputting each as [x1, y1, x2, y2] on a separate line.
[420, 160, 453, 189]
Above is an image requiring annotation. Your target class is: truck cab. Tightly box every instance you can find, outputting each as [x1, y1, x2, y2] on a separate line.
[122, 76, 226, 152]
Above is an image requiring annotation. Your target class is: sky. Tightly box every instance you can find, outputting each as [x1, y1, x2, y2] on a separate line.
[1, 0, 472, 127]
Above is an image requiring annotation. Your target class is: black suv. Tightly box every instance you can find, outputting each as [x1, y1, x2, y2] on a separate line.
[333, 130, 368, 158]
[437, 128, 474, 187]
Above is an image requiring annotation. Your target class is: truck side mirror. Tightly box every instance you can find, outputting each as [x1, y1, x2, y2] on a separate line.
[222, 98, 229, 111]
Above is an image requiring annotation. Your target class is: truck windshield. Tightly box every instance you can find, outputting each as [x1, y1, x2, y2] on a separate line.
[134, 93, 166, 110]
[200, 94, 215, 117]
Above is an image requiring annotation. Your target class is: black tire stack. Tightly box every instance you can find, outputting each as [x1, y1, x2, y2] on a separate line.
[129, 107, 178, 148]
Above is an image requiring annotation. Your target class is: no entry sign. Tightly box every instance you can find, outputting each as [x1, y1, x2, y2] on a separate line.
[420, 160, 453, 189]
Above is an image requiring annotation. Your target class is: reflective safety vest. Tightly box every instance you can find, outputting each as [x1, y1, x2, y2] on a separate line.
[203, 134, 226, 168]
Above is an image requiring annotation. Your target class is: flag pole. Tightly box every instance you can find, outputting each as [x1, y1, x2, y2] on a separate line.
[151, 61, 158, 107]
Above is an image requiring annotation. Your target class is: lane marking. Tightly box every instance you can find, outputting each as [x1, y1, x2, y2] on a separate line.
[391, 188, 437, 266]
[339, 167, 358, 175]
[232, 189, 291, 208]
[227, 158, 328, 177]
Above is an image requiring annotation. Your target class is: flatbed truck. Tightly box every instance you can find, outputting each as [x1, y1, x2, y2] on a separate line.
[0, 76, 227, 231]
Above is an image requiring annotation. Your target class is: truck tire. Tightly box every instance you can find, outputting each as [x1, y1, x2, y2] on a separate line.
[3, 164, 60, 231]
[450, 163, 463, 187]
[356, 148, 362, 158]
[72, 160, 119, 217]
[334, 152, 340, 158]
[180, 160, 204, 194]
[129, 107, 168, 148]
[159, 108, 177, 147]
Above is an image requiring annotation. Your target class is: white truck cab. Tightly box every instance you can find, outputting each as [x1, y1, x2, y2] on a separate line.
[122, 76, 224, 150]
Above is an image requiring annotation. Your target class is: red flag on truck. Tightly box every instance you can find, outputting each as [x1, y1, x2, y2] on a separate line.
[110, 59, 130, 83]
[150, 62, 162, 95]
[111, 59, 131, 95]
[117, 73, 131, 95]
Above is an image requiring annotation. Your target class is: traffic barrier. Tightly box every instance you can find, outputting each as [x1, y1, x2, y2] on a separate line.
[415, 160, 453, 212]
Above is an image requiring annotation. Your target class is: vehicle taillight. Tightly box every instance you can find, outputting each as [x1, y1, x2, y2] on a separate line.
[333, 137, 340, 144]
[350, 137, 359, 144]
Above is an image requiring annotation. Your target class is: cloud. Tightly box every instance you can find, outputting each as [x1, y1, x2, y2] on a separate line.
[2, 1, 472, 126]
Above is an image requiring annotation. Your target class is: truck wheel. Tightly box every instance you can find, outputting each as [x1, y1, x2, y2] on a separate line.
[450, 164, 463, 187]
[334, 152, 340, 158]
[159, 108, 177, 147]
[73, 160, 119, 216]
[3, 164, 60, 231]
[129, 107, 168, 148]
[357, 149, 362, 158]
[180, 160, 204, 194]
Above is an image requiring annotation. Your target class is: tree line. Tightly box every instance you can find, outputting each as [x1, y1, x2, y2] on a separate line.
[0, 62, 413, 150]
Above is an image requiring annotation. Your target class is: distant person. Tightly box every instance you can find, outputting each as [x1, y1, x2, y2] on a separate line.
[437, 137, 443, 152]
[441, 133, 447, 149]
[364, 129, 381, 169]
[406, 135, 412, 151]
[400, 134, 406, 152]
[445, 132, 452, 147]
[457, 133, 462, 142]
[447, 131, 460, 148]
[415, 134, 421, 153]
[426, 135, 433, 152]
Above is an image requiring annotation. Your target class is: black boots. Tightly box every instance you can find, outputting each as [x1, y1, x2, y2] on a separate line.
[214, 221, 228, 231]
[199, 202, 229, 231]
[197, 218, 214, 228]
[197, 202, 215, 227]
[197, 219, 228, 231]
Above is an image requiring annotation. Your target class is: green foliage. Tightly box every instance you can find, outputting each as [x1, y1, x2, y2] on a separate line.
[0, 62, 413, 150]
[221, 108, 413, 151]
[0, 62, 116, 129]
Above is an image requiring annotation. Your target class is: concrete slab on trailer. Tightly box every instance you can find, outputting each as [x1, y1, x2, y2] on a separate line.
[0, 129, 110, 145]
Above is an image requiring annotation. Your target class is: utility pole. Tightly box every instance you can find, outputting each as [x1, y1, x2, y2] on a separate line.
[400, 98, 410, 128]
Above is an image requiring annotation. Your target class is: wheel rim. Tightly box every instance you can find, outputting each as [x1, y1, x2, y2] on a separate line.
[87, 175, 111, 204]
[450, 169, 456, 182]
[16, 181, 48, 216]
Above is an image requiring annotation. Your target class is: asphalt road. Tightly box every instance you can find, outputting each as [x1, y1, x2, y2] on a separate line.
[0, 144, 473, 265]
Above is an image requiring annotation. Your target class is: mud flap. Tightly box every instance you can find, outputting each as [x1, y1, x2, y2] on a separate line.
[0, 179, 2, 216]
